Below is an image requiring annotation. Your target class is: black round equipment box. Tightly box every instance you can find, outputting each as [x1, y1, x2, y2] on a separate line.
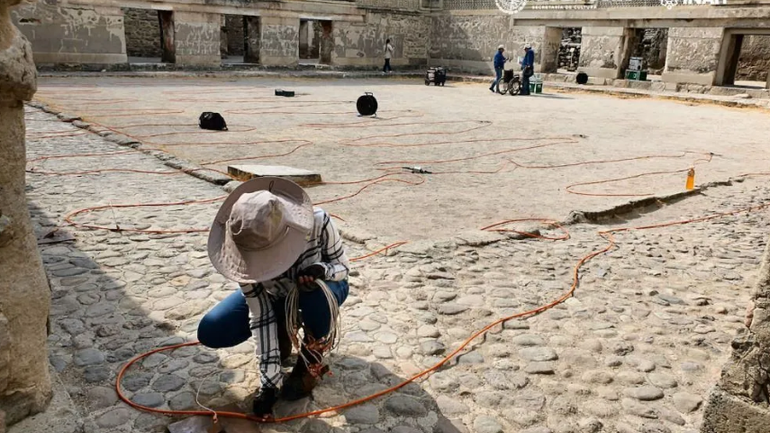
[357, 92, 378, 116]
[576, 72, 589, 85]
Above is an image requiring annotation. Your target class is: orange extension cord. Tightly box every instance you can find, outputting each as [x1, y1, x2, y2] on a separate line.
[112, 200, 770, 424]
[29, 90, 769, 426]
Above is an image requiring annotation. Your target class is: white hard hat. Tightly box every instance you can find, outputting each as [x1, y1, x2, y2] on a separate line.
[498, 45, 505, 50]
[525, 44, 532, 49]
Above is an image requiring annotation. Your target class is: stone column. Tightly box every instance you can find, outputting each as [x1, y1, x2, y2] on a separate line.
[298, 19, 309, 59]
[259, 13, 299, 67]
[159, 11, 175, 63]
[319, 20, 333, 65]
[702, 235, 770, 432]
[578, 27, 628, 80]
[173, 11, 220, 67]
[663, 27, 723, 86]
[540, 27, 562, 73]
[0, 0, 52, 426]
[244, 16, 260, 64]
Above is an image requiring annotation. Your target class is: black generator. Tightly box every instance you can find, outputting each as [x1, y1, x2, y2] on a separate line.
[425, 67, 447, 86]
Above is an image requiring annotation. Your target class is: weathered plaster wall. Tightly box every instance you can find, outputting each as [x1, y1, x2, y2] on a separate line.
[428, 14, 545, 74]
[260, 14, 298, 67]
[122, 8, 160, 58]
[663, 27, 723, 86]
[174, 11, 220, 66]
[737, 35, 770, 82]
[11, 2, 126, 64]
[578, 26, 627, 79]
[333, 12, 429, 68]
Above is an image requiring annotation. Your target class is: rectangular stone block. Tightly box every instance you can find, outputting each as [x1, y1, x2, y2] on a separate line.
[227, 165, 322, 186]
[663, 27, 723, 86]
[582, 27, 626, 37]
[173, 12, 220, 67]
[260, 15, 299, 67]
[12, 4, 126, 65]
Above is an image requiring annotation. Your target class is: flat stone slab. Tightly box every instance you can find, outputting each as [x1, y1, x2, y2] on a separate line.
[227, 165, 322, 186]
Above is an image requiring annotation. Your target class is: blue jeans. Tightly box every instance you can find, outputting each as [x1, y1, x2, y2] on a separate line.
[490, 67, 503, 91]
[198, 280, 349, 348]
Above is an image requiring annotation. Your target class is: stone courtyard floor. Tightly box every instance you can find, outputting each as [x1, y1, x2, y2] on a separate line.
[21, 77, 770, 433]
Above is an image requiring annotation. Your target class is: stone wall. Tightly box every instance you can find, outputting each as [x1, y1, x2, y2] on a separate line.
[333, 11, 429, 68]
[737, 35, 770, 82]
[123, 8, 160, 58]
[174, 12, 220, 66]
[428, 14, 544, 74]
[578, 26, 628, 79]
[11, 2, 126, 64]
[260, 15, 299, 66]
[663, 27, 723, 86]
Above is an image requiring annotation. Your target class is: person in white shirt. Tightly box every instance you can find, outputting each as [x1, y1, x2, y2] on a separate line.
[383, 38, 394, 73]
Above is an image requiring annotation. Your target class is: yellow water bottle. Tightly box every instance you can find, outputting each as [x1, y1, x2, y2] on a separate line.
[686, 168, 695, 190]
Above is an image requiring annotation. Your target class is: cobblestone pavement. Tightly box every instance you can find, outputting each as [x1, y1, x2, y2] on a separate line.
[26, 104, 770, 433]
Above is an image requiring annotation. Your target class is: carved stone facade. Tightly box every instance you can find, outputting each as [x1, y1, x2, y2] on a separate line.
[8, 0, 770, 87]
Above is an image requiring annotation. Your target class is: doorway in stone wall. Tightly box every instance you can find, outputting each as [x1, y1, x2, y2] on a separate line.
[628, 28, 668, 80]
[123, 8, 173, 64]
[726, 35, 770, 88]
[557, 28, 582, 74]
[715, 30, 770, 89]
[221, 15, 260, 64]
[299, 19, 333, 65]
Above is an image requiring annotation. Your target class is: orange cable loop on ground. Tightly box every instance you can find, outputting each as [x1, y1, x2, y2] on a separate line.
[116, 199, 770, 424]
[565, 153, 713, 197]
[200, 143, 313, 166]
[341, 121, 493, 148]
[62, 196, 227, 234]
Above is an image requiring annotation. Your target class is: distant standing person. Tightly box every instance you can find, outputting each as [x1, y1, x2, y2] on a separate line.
[489, 45, 506, 93]
[520, 44, 535, 96]
[383, 39, 394, 73]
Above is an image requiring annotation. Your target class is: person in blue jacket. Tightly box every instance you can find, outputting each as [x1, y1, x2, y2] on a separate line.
[489, 45, 507, 93]
[520, 44, 535, 96]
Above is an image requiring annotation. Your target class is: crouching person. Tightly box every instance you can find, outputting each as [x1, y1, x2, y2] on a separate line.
[198, 177, 350, 418]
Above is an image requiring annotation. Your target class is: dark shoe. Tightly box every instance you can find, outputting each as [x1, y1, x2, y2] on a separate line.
[281, 349, 328, 401]
[252, 386, 279, 418]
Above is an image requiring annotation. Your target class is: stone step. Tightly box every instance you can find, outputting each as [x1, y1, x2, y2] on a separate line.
[227, 164, 322, 186]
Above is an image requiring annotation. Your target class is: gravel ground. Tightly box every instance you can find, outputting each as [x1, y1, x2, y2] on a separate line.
[32, 76, 770, 242]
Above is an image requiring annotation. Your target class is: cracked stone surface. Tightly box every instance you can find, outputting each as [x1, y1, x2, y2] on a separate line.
[24, 82, 770, 432]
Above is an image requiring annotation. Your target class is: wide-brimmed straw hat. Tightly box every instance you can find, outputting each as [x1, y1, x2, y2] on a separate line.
[208, 177, 314, 284]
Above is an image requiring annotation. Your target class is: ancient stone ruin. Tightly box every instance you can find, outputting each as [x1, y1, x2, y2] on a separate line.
[702, 237, 770, 433]
[0, 0, 52, 426]
[7, 0, 770, 88]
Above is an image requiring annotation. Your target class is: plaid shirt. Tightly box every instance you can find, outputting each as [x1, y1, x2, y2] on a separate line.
[240, 208, 349, 388]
